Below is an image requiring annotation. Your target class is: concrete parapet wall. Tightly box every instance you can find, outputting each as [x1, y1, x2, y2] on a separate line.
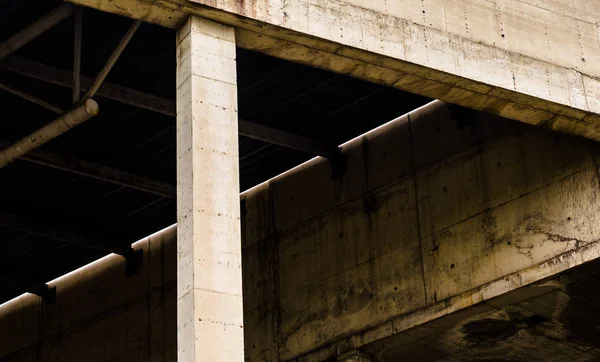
[1, 101, 600, 361]
[0, 226, 177, 361]
[241, 100, 600, 361]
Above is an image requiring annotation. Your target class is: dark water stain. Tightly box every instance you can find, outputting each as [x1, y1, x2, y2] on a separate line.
[517, 314, 546, 328]
[462, 318, 518, 344]
[480, 213, 512, 252]
[479, 212, 585, 261]
[462, 313, 546, 346]
[362, 136, 370, 189]
[561, 292, 600, 347]
[233, 0, 258, 18]
[331, 286, 374, 318]
[363, 193, 378, 215]
[564, 259, 600, 307]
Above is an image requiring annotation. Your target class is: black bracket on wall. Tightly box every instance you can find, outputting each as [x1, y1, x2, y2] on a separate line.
[29, 283, 57, 305]
[125, 248, 144, 276]
[328, 147, 348, 179]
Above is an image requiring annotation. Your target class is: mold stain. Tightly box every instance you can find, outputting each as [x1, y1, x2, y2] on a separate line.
[331, 286, 374, 318]
[462, 318, 518, 344]
[461, 314, 546, 345]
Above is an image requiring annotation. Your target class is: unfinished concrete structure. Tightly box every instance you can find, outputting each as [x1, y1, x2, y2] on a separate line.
[0, 0, 599, 361]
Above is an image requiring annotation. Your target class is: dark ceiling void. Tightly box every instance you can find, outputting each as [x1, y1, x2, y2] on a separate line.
[0, 0, 431, 303]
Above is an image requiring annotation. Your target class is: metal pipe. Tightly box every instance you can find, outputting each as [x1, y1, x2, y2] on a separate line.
[0, 210, 130, 255]
[83, 19, 141, 99]
[0, 4, 74, 60]
[72, 7, 83, 103]
[238, 119, 337, 157]
[0, 82, 64, 114]
[0, 99, 99, 169]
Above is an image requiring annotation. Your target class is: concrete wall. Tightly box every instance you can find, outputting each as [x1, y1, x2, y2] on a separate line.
[2, 102, 600, 361]
[0, 226, 177, 361]
[242, 101, 600, 361]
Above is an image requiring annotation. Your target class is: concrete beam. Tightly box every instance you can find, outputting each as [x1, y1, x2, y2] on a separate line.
[238, 119, 336, 158]
[64, 0, 185, 28]
[1, 56, 334, 156]
[1, 55, 175, 117]
[0, 4, 73, 60]
[0, 210, 131, 255]
[2, 142, 176, 198]
[0, 82, 64, 114]
[63, 0, 600, 141]
[176, 16, 243, 361]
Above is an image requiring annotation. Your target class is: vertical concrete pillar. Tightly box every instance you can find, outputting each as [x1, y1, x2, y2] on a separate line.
[176, 16, 243, 361]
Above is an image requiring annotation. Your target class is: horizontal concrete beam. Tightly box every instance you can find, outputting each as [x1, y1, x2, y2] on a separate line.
[1, 55, 175, 116]
[63, 0, 600, 141]
[238, 120, 337, 158]
[0, 210, 132, 255]
[2, 56, 335, 156]
[0, 4, 74, 60]
[5, 142, 175, 198]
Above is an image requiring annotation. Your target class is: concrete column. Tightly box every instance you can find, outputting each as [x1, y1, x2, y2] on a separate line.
[338, 351, 374, 362]
[176, 16, 243, 361]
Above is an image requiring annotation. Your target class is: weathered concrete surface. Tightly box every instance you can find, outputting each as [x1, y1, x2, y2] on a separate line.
[64, 0, 600, 141]
[2, 102, 600, 361]
[361, 257, 600, 361]
[338, 350, 373, 362]
[176, 16, 243, 361]
[241, 101, 600, 361]
[0, 226, 178, 361]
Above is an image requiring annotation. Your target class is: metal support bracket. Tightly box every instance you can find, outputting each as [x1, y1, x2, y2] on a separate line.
[125, 248, 143, 276]
[82, 19, 141, 100]
[41, 285, 57, 305]
[28, 283, 57, 305]
[338, 350, 373, 362]
[328, 147, 347, 179]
